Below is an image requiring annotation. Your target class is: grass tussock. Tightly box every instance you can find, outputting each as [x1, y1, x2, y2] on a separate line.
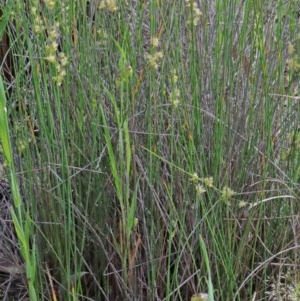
[0, 0, 300, 300]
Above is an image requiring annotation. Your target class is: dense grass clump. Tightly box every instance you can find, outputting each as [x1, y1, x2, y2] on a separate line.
[0, 0, 300, 300]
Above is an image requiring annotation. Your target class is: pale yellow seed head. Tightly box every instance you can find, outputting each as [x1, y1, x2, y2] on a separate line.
[45, 0, 55, 9]
[99, 2, 106, 9]
[193, 17, 200, 26]
[288, 42, 295, 55]
[61, 57, 68, 67]
[150, 36, 159, 48]
[45, 55, 56, 63]
[51, 41, 58, 51]
[59, 69, 66, 77]
[172, 88, 180, 99]
[172, 99, 180, 108]
[31, 7, 37, 15]
[238, 201, 248, 208]
[155, 51, 163, 59]
[59, 52, 68, 66]
[185, 0, 191, 8]
[203, 177, 213, 187]
[49, 29, 57, 39]
[34, 25, 42, 34]
[146, 53, 158, 69]
[53, 75, 63, 86]
[106, 0, 118, 12]
[194, 8, 202, 17]
[221, 186, 235, 200]
[191, 173, 200, 182]
[172, 71, 178, 84]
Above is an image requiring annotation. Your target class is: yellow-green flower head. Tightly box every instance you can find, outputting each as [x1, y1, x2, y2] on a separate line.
[190, 172, 200, 182]
[99, 0, 118, 12]
[203, 177, 213, 187]
[150, 36, 159, 48]
[221, 186, 235, 203]
[195, 184, 206, 195]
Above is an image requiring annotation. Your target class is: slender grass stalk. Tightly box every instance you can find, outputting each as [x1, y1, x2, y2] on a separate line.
[199, 236, 214, 301]
[0, 75, 37, 301]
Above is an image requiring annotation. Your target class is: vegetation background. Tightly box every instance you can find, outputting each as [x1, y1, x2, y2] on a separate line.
[0, 0, 300, 300]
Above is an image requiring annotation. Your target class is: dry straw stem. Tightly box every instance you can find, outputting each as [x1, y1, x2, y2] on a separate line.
[233, 245, 300, 300]
[0, 258, 25, 275]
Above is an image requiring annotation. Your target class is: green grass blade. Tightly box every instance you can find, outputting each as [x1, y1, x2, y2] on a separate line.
[199, 235, 214, 301]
